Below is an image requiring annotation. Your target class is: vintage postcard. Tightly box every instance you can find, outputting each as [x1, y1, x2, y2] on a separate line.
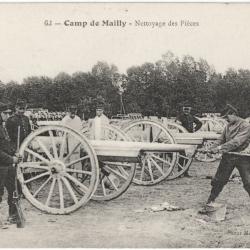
[0, 2, 250, 248]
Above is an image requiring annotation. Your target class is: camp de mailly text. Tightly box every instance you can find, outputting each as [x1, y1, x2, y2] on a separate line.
[63, 19, 199, 28]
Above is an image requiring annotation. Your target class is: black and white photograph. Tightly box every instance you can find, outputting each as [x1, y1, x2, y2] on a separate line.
[1, 2, 250, 248]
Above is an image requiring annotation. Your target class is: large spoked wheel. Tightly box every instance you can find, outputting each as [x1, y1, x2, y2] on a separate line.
[199, 117, 225, 133]
[195, 140, 221, 162]
[82, 124, 136, 201]
[194, 118, 225, 162]
[18, 125, 99, 214]
[162, 122, 195, 180]
[123, 120, 178, 185]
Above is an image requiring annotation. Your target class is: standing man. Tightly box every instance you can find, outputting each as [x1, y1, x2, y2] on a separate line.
[176, 106, 202, 133]
[90, 104, 109, 140]
[6, 99, 31, 151]
[0, 102, 22, 225]
[175, 106, 202, 177]
[61, 104, 82, 132]
[61, 105, 82, 170]
[201, 104, 250, 211]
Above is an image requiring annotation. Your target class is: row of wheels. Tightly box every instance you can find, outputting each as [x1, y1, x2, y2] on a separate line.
[17, 118, 223, 215]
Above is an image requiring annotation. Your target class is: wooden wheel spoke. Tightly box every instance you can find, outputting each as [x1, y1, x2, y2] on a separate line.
[151, 154, 172, 166]
[153, 130, 162, 142]
[61, 176, 78, 204]
[64, 142, 81, 162]
[19, 162, 49, 170]
[59, 133, 67, 159]
[66, 168, 92, 176]
[129, 134, 137, 142]
[101, 179, 107, 196]
[33, 176, 52, 198]
[106, 176, 119, 191]
[140, 162, 146, 181]
[178, 154, 190, 161]
[177, 162, 184, 170]
[65, 173, 88, 193]
[117, 166, 129, 178]
[25, 148, 50, 165]
[24, 171, 50, 184]
[147, 159, 154, 181]
[35, 137, 54, 161]
[49, 130, 58, 159]
[149, 158, 165, 176]
[110, 131, 117, 140]
[45, 178, 56, 206]
[103, 165, 127, 181]
[204, 154, 208, 161]
[65, 155, 90, 168]
[58, 178, 64, 209]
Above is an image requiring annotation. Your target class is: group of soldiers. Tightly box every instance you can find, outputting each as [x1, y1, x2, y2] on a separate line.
[1, 99, 250, 225]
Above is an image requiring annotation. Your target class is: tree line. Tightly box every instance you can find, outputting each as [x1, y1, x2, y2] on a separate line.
[0, 51, 250, 119]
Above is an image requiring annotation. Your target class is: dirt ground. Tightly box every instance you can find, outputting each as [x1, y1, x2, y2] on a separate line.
[1, 159, 250, 248]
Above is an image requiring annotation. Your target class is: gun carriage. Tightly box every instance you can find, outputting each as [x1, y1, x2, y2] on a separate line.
[17, 124, 193, 215]
[121, 119, 221, 185]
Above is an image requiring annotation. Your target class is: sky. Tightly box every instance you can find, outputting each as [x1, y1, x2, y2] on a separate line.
[0, 3, 250, 83]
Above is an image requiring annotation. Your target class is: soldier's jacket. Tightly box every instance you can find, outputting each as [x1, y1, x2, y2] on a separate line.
[176, 113, 202, 133]
[6, 114, 31, 151]
[0, 124, 15, 165]
[214, 117, 250, 153]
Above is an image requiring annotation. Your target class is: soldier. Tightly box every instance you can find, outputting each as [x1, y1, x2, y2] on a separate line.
[90, 104, 109, 140]
[61, 104, 82, 131]
[61, 105, 82, 171]
[176, 106, 202, 133]
[0, 102, 22, 225]
[6, 99, 31, 151]
[201, 104, 250, 212]
[176, 106, 202, 177]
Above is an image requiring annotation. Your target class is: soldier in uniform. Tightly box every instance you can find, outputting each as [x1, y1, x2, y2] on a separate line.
[6, 99, 31, 151]
[176, 106, 202, 133]
[0, 102, 22, 224]
[176, 106, 202, 177]
[90, 103, 109, 140]
[201, 104, 250, 212]
[61, 104, 82, 131]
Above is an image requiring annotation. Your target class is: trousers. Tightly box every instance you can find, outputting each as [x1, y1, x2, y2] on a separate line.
[0, 166, 15, 207]
[208, 154, 250, 203]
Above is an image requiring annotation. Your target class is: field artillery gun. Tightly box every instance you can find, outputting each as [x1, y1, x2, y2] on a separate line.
[121, 120, 221, 185]
[16, 124, 193, 215]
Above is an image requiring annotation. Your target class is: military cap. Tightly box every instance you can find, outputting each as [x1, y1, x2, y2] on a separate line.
[15, 99, 27, 109]
[96, 103, 104, 110]
[183, 106, 192, 112]
[221, 104, 238, 117]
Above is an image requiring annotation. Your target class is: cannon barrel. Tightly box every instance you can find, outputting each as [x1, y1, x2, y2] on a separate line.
[90, 140, 192, 162]
[173, 132, 220, 145]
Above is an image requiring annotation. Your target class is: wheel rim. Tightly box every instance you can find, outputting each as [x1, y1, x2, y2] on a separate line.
[162, 122, 194, 180]
[194, 118, 224, 163]
[82, 124, 136, 201]
[195, 140, 220, 162]
[199, 118, 225, 133]
[123, 120, 178, 185]
[18, 125, 99, 214]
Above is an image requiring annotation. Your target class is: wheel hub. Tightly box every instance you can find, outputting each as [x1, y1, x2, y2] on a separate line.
[50, 160, 65, 174]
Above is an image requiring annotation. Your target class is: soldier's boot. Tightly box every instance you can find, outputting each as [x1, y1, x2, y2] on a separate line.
[7, 205, 17, 224]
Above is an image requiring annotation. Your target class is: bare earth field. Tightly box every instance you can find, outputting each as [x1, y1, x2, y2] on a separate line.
[1, 160, 250, 248]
